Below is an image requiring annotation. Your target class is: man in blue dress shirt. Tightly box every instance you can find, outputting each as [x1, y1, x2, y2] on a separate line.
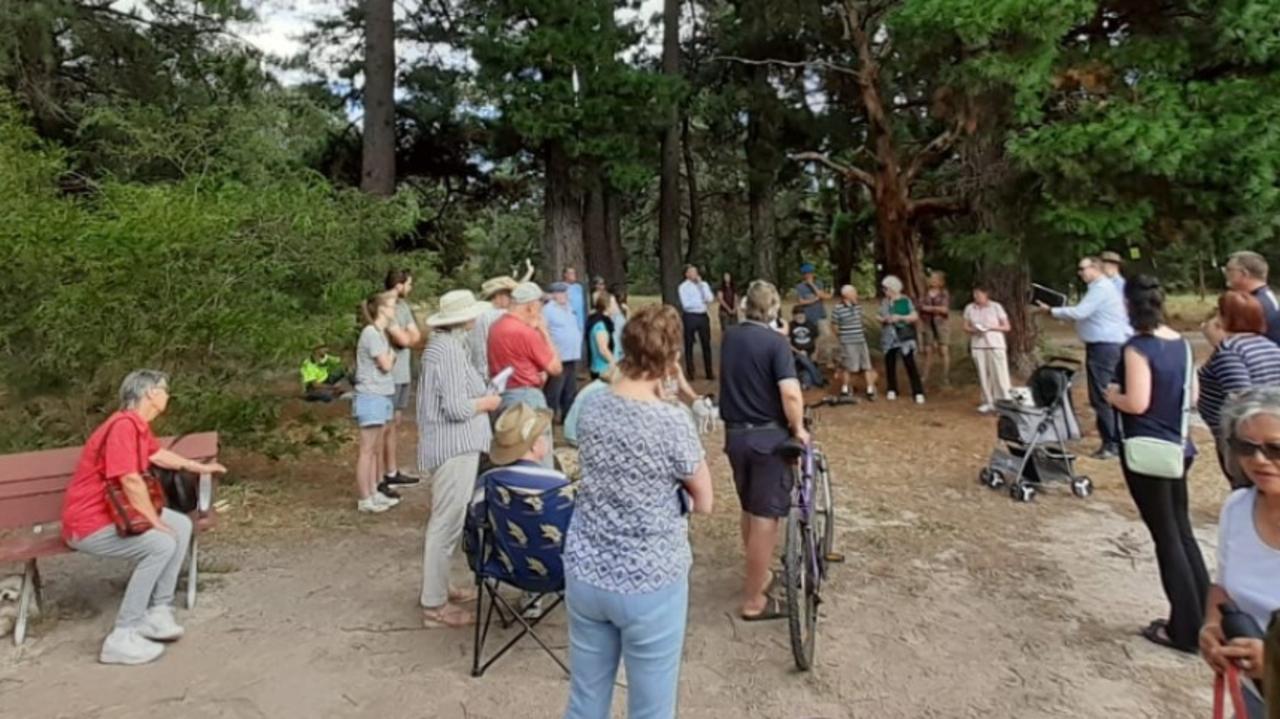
[678, 265, 716, 380]
[543, 282, 584, 424]
[1038, 256, 1132, 459]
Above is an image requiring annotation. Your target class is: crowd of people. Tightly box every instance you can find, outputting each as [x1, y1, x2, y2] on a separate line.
[54, 249, 1280, 718]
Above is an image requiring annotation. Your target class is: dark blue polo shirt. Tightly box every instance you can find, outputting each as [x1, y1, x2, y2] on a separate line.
[718, 321, 797, 425]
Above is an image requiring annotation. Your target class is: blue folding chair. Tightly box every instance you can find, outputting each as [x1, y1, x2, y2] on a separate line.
[464, 469, 575, 677]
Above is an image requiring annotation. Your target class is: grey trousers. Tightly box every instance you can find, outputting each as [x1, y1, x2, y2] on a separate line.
[420, 452, 481, 608]
[69, 508, 193, 629]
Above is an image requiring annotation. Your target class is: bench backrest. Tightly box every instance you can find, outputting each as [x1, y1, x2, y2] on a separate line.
[0, 433, 219, 531]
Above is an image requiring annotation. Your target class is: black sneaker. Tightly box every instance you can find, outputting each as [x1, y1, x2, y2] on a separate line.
[865, 392, 877, 402]
[383, 471, 421, 487]
[376, 480, 402, 500]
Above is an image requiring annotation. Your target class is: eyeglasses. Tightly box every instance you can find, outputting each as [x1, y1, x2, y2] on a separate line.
[1228, 437, 1280, 462]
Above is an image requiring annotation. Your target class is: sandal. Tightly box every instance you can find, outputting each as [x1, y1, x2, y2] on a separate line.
[740, 595, 787, 622]
[448, 586, 478, 603]
[1140, 619, 1196, 655]
[422, 605, 477, 629]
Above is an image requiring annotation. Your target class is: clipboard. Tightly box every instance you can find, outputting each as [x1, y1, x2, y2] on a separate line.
[1030, 283, 1068, 308]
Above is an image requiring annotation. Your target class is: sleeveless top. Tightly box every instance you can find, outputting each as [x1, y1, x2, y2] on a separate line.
[1117, 334, 1196, 457]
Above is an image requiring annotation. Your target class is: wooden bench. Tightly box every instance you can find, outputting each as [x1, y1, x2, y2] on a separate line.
[0, 433, 220, 645]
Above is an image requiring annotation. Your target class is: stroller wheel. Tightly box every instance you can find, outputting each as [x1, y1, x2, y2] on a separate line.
[1071, 477, 1094, 499]
[986, 469, 1006, 490]
[1010, 482, 1036, 503]
[978, 468, 993, 487]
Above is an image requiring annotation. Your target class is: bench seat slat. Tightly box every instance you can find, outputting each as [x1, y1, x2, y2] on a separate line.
[0, 535, 67, 564]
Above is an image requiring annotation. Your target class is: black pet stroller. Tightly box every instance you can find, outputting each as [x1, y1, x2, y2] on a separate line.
[979, 356, 1094, 502]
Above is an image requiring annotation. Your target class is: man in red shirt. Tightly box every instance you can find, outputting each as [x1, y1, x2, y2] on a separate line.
[487, 282, 562, 467]
[61, 370, 226, 666]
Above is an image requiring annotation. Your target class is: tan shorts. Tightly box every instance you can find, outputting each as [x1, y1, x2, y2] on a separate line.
[921, 316, 952, 348]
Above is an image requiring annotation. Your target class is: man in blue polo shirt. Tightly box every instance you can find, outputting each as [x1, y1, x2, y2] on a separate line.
[720, 280, 807, 621]
[1039, 255, 1132, 459]
[1225, 251, 1280, 346]
[543, 283, 583, 424]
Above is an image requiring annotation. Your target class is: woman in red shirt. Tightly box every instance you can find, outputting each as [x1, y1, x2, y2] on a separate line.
[61, 370, 226, 665]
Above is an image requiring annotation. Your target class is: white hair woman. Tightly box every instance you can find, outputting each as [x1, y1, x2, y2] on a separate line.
[1200, 387, 1280, 717]
[878, 275, 926, 403]
[61, 370, 227, 665]
[417, 290, 502, 628]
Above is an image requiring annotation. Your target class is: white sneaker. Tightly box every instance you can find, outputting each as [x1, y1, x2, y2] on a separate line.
[886, 391, 898, 401]
[138, 605, 184, 642]
[373, 491, 401, 508]
[914, 394, 926, 405]
[977, 403, 994, 414]
[357, 497, 389, 514]
[99, 628, 165, 665]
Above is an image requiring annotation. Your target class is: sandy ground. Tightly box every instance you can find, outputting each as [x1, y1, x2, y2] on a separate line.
[0, 321, 1233, 719]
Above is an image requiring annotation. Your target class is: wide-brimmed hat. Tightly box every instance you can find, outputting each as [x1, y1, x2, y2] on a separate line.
[490, 403, 553, 466]
[480, 276, 519, 299]
[427, 290, 489, 328]
[1099, 251, 1124, 266]
[511, 282, 544, 305]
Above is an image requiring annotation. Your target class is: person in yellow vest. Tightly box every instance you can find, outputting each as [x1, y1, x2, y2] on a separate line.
[301, 344, 349, 402]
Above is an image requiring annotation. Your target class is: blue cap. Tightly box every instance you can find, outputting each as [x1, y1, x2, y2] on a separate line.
[549, 282, 570, 293]
[800, 263, 815, 274]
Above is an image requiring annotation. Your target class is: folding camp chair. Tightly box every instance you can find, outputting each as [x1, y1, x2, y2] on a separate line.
[464, 471, 575, 677]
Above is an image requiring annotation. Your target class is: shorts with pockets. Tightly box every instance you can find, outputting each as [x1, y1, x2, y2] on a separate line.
[353, 393, 394, 428]
[725, 427, 793, 518]
[922, 316, 952, 348]
[392, 383, 412, 411]
[840, 341, 872, 372]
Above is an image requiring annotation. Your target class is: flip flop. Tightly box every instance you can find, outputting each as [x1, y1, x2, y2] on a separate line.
[1140, 619, 1196, 654]
[422, 606, 477, 629]
[740, 595, 787, 622]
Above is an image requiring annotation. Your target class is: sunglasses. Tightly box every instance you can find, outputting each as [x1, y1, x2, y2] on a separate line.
[1228, 437, 1280, 462]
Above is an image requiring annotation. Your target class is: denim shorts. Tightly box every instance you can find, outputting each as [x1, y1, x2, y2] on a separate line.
[352, 393, 394, 428]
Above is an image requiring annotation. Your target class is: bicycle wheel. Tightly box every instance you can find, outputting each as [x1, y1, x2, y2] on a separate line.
[813, 450, 835, 562]
[784, 501, 817, 670]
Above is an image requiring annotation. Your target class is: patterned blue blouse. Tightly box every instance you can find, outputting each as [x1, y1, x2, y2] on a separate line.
[564, 389, 705, 594]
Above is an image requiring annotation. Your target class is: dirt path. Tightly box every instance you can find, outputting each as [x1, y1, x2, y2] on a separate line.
[0, 379, 1228, 718]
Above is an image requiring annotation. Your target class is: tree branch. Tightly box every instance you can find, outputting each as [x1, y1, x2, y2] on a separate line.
[908, 196, 965, 217]
[904, 121, 962, 185]
[790, 151, 876, 190]
[713, 55, 858, 77]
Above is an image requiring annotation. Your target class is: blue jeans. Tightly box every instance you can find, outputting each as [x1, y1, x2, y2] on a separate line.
[563, 575, 689, 719]
[1085, 342, 1123, 450]
[794, 352, 824, 388]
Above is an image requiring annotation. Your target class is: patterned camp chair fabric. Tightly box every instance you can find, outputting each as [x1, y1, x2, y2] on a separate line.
[465, 473, 575, 595]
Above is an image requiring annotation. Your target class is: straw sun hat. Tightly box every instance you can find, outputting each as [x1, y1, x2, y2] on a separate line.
[490, 403, 553, 466]
[426, 290, 489, 328]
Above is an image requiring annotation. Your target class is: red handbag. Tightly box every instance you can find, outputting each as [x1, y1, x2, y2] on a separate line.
[104, 474, 167, 537]
[1212, 663, 1249, 719]
[98, 414, 166, 537]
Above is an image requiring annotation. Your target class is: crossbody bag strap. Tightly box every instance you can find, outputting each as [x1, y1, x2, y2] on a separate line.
[1180, 339, 1193, 445]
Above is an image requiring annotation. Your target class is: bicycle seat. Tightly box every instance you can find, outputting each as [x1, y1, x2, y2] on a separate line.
[773, 439, 805, 460]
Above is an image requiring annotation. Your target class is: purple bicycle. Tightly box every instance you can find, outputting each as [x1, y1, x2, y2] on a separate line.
[775, 395, 852, 670]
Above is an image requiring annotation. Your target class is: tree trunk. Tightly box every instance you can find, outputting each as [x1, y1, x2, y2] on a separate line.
[746, 65, 780, 282]
[657, 0, 683, 306]
[544, 141, 585, 282]
[875, 181, 925, 301]
[360, 0, 396, 196]
[583, 166, 626, 294]
[682, 117, 703, 266]
[829, 183, 858, 287]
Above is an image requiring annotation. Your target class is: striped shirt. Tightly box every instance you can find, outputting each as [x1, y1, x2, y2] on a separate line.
[470, 307, 506, 378]
[417, 330, 493, 473]
[830, 301, 866, 344]
[1198, 333, 1280, 435]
